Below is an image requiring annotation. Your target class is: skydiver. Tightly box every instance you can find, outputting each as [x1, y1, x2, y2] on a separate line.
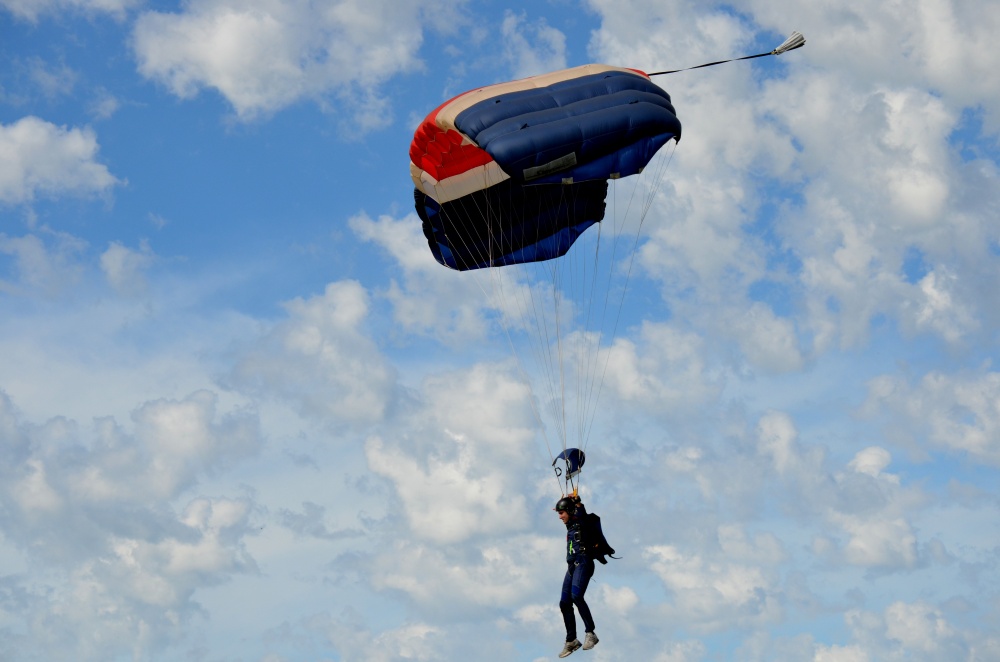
[554, 495, 599, 657]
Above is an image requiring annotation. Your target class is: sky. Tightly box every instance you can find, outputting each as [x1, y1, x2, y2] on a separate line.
[2, 0, 1000, 660]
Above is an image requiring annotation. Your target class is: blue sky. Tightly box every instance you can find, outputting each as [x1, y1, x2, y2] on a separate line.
[3, 0, 1000, 660]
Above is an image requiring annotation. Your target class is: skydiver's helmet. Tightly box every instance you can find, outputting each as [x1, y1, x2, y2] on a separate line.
[554, 497, 579, 513]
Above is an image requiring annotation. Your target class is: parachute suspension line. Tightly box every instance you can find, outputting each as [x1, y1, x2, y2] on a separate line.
[647, 31, 805, 77]
[575, 181, 613, 455]
[551, 186, 572, 459]
[432, 171, 562, 476]
[582, 141, 679, 456]
[579, 180, 611, 454]
[532, 192, 567, 459]
[498, 190, 568, 489]
[410, 64, 685, 502]
[578, 166, 646, 457]
[517, 188, 560, 451]
[464, 175, 577, 478]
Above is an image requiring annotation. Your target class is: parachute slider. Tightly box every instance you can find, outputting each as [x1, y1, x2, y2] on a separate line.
[647, 31, 806, 76]
[553, 448, 586, 479]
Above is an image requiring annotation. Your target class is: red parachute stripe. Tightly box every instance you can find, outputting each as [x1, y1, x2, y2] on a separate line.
[409, 94, 494, 182]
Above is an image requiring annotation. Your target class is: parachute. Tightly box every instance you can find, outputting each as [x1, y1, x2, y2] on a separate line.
[408, 34, 804, 498]
[410, 64, 681, 271]
[409, 64, 682, 495]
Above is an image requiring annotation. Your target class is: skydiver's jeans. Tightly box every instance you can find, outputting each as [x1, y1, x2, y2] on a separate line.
[559, 558, 595, 641]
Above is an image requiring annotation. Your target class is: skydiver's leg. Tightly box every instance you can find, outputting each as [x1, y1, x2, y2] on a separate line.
[570, 559, 596, 634]
[559, 565, 577, 641]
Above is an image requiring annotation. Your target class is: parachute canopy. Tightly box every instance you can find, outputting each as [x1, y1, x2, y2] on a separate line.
[410, 64, 682, 270]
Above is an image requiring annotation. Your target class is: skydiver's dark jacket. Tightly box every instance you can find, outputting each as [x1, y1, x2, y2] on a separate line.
[565, 504, 617, 565]
[565, 505, 588, 564]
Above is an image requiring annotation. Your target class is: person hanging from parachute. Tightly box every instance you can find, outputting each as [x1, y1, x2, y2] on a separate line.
[551, 449, 618, 656]
[407, 30, 805, 658]
[555, 493, 598, 656]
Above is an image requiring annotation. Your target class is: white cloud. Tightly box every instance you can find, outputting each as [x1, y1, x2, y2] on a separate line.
[100, 240, 156, 296]
[88, 88, 122, 120]
[0, 0, 135, 21]
[0, 229, 87, 295]
[350, 211, 494, 346]
[730, 302, 804, 372]
[369, 536, 552, 611]
[835, 600, 999, 660]
[847, 446, 893, 479]
[0, 116, 121, 205]
[600, 321, 722, 417]
[755, 412, 923, 569]
[813, 644, 871, 662]
[321, 619, 443, 662]
[365, 363, 536, 545]
[228, 280, 396, 424]
[21, 56, 77, 100]
[746, 0, 1000, 133]
[910, 267, 978, 342]
[756, 410, 803, 476]
[864, 369, 1000, 464]
[584, 0, 1000, 358]
[830, 513, 917, 569]
[0, 389, 262, 660]
[644, 543, 783, 632]
[586, 0, 753, 75]
[501, 10, 567, 78]
[132, 0, 448, 123]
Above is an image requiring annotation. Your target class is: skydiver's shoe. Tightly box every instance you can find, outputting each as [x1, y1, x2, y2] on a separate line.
[582, 631, 599, 650]
[558, 639, 582, 657]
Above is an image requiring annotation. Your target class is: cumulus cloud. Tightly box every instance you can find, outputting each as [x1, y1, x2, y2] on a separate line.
[131, 0, 453, 124]
[644, 540, 783, 632]
[864, 369, 1000, 465]
[369, 535, 553, 614]
[746, 0, 1000, 133]
[350, 211, 494, 346]
[599, 321, 722, 417]
[228, 280, 396, 424]
[0, 389, 262, 659]
[584, 0, 1000, 360]
[500, 10, 567, 78]
[729, 302, 804, 372]
[0, 116, 121, 205]
[754, 412, 923, 569]
[365, 363, 537, 545]
[836, 600, 999, 660]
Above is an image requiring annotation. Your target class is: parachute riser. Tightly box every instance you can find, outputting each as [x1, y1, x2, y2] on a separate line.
[552, 462, 580, 494]
[552, 447, 586, 496]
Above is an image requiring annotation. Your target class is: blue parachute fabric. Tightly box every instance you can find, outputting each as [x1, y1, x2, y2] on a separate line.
[415, 180, 607, 271]
[454, 71, 681, 184]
